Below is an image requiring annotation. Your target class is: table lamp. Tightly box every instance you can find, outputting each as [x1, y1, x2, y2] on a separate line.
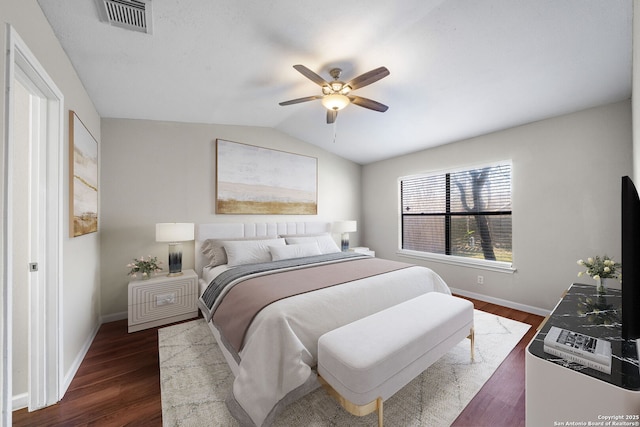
[332, 220, 357, 251]
[156, 223, 194, 276]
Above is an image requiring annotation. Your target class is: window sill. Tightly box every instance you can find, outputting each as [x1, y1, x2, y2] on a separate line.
[396, 249, 516, 274]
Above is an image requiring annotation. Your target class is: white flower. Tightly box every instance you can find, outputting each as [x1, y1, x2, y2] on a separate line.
[576, 255, 621, 281]
[578, 271, 583, 277]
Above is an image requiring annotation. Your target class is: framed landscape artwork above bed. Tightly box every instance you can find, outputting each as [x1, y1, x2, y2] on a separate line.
[216, 139, 318, 214]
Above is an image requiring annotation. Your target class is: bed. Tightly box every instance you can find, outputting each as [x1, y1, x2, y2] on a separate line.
[195, 222, 452, 427]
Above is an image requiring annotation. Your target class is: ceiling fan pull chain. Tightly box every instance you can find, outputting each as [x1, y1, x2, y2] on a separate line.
[332, 121, 338, 144]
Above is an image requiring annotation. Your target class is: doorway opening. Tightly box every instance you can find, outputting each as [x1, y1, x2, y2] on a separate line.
[2, 25, 64, 424]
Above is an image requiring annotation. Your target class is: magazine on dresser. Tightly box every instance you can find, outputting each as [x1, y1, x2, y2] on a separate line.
[543, 326, 612, 374]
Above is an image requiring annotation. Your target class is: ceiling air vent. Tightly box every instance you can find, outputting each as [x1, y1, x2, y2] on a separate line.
[95, 0, 153, 34]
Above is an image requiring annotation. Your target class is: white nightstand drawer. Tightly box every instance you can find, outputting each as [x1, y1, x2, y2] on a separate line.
[128, 269, 198, 332]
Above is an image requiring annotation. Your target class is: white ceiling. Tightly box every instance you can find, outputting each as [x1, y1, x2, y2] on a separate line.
[38, 0, 632, 165]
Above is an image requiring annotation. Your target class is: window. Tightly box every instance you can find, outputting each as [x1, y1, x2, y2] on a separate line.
[400, 163, 512, 264]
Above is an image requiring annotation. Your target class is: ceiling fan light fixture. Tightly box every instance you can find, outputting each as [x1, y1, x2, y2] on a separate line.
[322, 94, 350, 111]
[330, 82, 343, 92]
[279, 64, 389, 120]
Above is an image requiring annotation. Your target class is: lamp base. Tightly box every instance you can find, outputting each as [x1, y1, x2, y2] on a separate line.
[166, 271, 184, 277]
[341, 232, 350, 252]
[167, 242, 183, 276]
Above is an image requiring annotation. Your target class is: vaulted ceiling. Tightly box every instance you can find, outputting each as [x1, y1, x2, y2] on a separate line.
[38, 0, 632, 164]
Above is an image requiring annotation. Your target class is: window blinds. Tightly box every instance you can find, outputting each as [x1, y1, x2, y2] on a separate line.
[401, 163, 512, 262]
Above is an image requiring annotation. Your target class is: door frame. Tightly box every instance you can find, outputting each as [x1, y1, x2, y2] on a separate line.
[2, 24, 64, 423]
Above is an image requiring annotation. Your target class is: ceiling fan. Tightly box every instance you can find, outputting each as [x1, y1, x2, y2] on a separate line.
[279, 64, 390, 124]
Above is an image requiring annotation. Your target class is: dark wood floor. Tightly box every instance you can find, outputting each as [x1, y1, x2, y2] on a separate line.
[451, 297, 544, 427]
[13, 297, 544, 427]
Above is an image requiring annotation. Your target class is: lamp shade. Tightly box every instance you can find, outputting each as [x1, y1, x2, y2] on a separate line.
[321, 94, 350, 111]
[332, 220, 357, 233]
[155, 223, 194, 242]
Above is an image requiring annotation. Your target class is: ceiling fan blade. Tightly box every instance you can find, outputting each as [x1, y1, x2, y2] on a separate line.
[279, 95, 322, 106]
[350, 96, 389, 112]
[327, 109, 337, 124]
[293, 64, 328, 87]
[346, 66, 390, 90]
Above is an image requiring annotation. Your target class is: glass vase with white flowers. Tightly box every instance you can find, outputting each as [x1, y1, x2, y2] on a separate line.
[127, 255, 163, 280]
[577, 255, 621, 294]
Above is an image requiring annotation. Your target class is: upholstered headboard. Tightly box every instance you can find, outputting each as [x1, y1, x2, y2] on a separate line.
[194, 222, 331, 277]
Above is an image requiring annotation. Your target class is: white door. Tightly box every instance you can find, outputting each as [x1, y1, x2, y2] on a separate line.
[10, 65, 32, 413]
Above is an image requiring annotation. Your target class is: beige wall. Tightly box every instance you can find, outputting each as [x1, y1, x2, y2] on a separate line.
[362, 101, 632, 312]
[0, 0, 102, 407]
[99, 119, 362, 316]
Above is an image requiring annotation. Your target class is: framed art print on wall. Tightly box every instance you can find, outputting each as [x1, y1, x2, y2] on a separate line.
[69, 110, 98, 237]
[216, 139, 318, 215]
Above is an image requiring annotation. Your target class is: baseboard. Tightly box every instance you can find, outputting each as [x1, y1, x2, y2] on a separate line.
[15, 318, 103, 409]
[12, 392, 27, 411]
[60, 320, 101, 398]
[100, 311, 127, 323]
[449, 287, 550, 317]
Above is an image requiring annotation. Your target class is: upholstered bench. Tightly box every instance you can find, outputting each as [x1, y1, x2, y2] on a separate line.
[317, 292, 474, 427]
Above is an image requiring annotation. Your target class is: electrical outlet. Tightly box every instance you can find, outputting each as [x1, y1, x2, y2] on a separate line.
[477, 275, 484, 285]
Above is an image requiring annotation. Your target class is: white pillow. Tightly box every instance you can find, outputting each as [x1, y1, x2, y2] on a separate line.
[270, 242, 322, 261]
[285, 234, 341, 254]
[201, 236, 278, 267]
[223, 238, 285, 267]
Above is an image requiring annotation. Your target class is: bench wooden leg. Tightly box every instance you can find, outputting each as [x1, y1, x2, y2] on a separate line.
[468, 327, 475, 362]
[319, 375, 384, 425]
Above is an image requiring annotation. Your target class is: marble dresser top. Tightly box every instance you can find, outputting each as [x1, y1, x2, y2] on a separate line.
[528, 283, 640, 391]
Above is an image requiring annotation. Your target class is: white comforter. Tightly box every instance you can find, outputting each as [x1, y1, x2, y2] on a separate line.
[221, 264, 451, 427]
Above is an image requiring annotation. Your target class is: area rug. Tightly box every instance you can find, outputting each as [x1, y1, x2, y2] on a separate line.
[159, 310, 530, 427]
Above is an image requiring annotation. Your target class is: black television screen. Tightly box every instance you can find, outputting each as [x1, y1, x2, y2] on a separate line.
[622, 176, 640, 340]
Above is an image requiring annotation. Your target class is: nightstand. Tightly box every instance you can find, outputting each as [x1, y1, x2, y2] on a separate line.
[349, 247, 375, 257]
[127, 269, 198, 333]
